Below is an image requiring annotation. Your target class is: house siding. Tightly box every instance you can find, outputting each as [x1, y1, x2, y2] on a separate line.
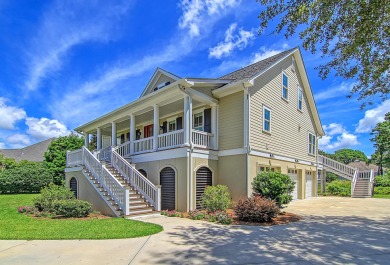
[218, 91, 244, 150]
[249, 55, 317, 163]
[150, 75, 176, 94]
[192, 87, 214, 99]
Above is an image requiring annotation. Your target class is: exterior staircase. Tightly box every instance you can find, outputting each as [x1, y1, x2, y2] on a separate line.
[352, 178, 371, 198]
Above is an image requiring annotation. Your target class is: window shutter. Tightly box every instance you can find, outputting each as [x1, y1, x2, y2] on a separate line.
[162, 121, 167, 133]
[176, 117, 183, 130]
[120, 134, 125, 143]
[204, 108, 211, 133]
[136, 129, 141, 140]
[126, 132, 130, 141]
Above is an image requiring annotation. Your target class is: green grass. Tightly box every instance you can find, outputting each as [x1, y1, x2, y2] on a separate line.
[373, 194, 390, 199]
[0, 194, 163, 239]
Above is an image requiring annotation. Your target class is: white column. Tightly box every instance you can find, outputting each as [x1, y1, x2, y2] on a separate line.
[188, 96, 192, 143]
[184, 96, 190, 145]
[111, 122, 117, 146]
[130, 114, 135, 154]
[96, 128, 102, 150]
[153, 104, 159, 150]
[84, 133, 89, 147]
[211, 105, 218, 149]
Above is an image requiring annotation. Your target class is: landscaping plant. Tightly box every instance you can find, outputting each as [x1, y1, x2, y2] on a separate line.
[188, 210, 205, 220]
[34, 183, 75, 211]
[326, 180, 351, 197]
[200, 185, 231, 212]
[214, 211, 232, 225]
[234, 196, 280, 222]
[52, 199, 92, 218]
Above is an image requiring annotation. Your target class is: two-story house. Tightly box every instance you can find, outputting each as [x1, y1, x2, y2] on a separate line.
[65, 47, 325, 217]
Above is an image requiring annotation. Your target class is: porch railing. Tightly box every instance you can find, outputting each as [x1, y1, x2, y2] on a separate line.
[192, 130, 214, 148]
[134, 137, 153, 154]
[96, 145, 112, 162]
[115, 141, 131, 157]
[158, 129, 184, 149]
[318, 155, 356, 179]
[66, 149, 83, 167]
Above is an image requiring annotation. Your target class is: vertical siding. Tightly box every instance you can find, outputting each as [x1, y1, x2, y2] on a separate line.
[219, 90, 244, 150]
[249, 56, 317, 162]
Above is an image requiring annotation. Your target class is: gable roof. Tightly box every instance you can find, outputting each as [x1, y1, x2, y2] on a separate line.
[139, 67, 181, 98]
[0, 138, 55, 162]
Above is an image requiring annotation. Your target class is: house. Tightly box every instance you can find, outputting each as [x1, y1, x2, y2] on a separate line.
[65, 47, 326, 217]
[0, 138, 55, 162]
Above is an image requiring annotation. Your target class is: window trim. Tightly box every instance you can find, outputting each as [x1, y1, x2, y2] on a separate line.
[282, 72, 289, 101]
[193, 111, 204, 131]
[168, 120, 176, 132]
[308, 132, 316, 156]
[262, 105, 271, 134]
[298, 86, 303, 112]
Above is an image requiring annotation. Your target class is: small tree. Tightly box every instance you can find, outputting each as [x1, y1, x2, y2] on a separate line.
[200, 185, 231, 212]
[252, 171, 295, 206]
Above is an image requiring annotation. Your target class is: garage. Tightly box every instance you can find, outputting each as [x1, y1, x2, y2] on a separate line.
[288, 169, 299, 200]
[196, 167, 212, 209]
[306, 171, 313, 198]
[160, 167, 176, 210]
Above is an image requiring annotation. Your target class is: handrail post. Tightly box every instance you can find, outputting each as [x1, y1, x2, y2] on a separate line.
[156, 185, 162, 211]
[125, 189, 130, 215]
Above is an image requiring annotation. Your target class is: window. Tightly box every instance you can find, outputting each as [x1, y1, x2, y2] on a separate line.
[193, 112, 203, 131]
[258, 166, 280, 173]
[308, 133, 316, 155]
[168, 120, 176, 132]
[298, 86, 303, 111]
[282, 72, 288, 100]
[263, 106, 271, 133]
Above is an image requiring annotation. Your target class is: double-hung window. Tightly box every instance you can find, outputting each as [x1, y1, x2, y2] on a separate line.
[282, 72, 288, 100]
[298, 86, 303, 111]
[168, 120, 176, 132]
[308, 133, 316, 155]
[193, 112, 203, 131]
[263, 106, 271, 133]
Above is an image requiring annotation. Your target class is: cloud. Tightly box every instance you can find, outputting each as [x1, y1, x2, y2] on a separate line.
[315, 82, 355, 102]
[355, 100, 390, 133]
[319, 123, 359, 151]
[26, 117, 70, 140]
[209, 23, 255, 59]
[6, 134, 31, 148]
[24, 0, 131, 91]
[0, 142, 5, 149]
[322, 123, 346, 136]
[250, 46, 286, 64]
[179, 0, 239, 38]
[0, 98, 27, 130]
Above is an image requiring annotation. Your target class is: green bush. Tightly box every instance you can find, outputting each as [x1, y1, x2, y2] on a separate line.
[0, 161, 53, 194]
[326, 180, 351, 196]
[374, 186, 390, 195]
[52, 199, 92, 218]
[234, 196, 280, 222]
[252, 171, 295, 206]
[34, 183, 75, 211]
[200, 185, 231, 212]
[374, 175, 390, 187]
[188, 210, 205, 220]
[215, 211, 232, 225]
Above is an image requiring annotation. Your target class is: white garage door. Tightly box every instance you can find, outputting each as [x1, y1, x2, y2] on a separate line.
[306, 171, 313, 198]
[288, 169, 299, 200]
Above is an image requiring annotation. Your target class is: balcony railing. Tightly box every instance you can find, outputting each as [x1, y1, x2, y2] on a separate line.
[134, 137, 153, 154]
[158, 129, 184, 150]
[192, 130, 213, 148]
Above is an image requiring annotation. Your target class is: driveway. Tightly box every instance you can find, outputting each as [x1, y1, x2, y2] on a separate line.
[1, 197, 390, 265]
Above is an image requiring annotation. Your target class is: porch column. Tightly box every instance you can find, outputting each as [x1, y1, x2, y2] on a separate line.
[211, 105, 218, 149]
[130, 114, 135, 154]
[153, 105, 159, 150]
[84, 133, 89, 147]
[96, 128, 102, 150]
[111, 122, 117, 146]
[184, 95, 191, 145]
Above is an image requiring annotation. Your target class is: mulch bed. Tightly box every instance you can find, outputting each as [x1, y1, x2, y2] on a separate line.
[226, 209, 302, 226]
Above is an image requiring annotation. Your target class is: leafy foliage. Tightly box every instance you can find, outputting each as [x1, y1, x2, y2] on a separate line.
[374, 175, 390, 187]
[252, 171, 295, 206]
[257, 0, 390, 105]
[332, 149, 368, 164]
[325, 172, 339, 183]
[0, 154, 16, 172]
[0, 161, 52, 194]
[370, 113, 390, 175]
[200, 185, 231, 212]
[325, 180, 351, 197]
[52, 199, 92, 218]
[44, 134, 84, 185]
[188, 210, 205, 220]
[34, 183, 75, 211]
[374, 187, 390, 195]
[234, 196, 280, 222]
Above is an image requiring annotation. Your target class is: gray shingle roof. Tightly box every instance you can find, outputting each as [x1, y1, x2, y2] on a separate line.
[0, 138, 55, 162]
[219, 47, 298, 81]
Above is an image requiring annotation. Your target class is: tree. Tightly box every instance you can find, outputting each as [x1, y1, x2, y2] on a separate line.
[257, 0, 390, 106]
[0, 154, 16, 172]
[371, 113, 390, 175]
[332, 149, 368, 164]
[44, 134, 84, 185]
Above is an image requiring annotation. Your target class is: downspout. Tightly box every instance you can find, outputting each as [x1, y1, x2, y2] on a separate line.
[243, 84, 251, 197]
[316, 133, 320, 196]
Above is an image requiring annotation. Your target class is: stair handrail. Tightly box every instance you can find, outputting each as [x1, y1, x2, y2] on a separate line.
[351, 169, 359, 195]
[318, 155, 358, 179]
[96, 145, 113, 162]
[114, 141, 131, 157]
[111, 148, 161, 211]
[83, 147, 130, 215]
[369, 169, 375, 197]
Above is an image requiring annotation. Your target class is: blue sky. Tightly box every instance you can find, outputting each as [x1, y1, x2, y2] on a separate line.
[0, 0, 388, 156]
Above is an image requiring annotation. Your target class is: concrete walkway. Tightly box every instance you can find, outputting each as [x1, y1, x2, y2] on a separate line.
[1, 197, 390, 265]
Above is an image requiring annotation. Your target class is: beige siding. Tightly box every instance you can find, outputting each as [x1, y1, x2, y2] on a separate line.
[192, 87, 214, 98]
[149, 75, 176, 94]
[249, 56, 317, 162]
[218, 154, 247, 200]
[218, 91, 244, 150]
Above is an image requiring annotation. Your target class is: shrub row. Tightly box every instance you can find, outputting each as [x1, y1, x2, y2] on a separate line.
[374, 186, 390, 195]
[326, 180, 351, 197]
[374, 175, 390, 187]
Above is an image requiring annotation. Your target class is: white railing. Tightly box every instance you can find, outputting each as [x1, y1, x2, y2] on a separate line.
[115, 141, 131, 157]
[66, 149, 84, 167]
[158, 129, 184, 149]
[318, 155, 357, 179]
[358, 170, 371, 179]
[134, 137, 153, 154]
[352, 169, 359, 195]
[83, 147, 129, 215]
[369, 169, 375, 196]
[96, 145, 112, 162]
[111, 149, 161, 210]
[192, 130, 213, 148]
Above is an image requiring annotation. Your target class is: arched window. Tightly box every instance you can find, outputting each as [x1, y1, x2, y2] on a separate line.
[196, 167, 212, 209]
[138, 169, 147, 178]
[70, 177, 78, 198]
[160, 167, 176, 210]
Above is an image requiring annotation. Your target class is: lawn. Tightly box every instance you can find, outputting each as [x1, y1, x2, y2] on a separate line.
[373, 194, 390, 199]
[0, 194, 163, 239]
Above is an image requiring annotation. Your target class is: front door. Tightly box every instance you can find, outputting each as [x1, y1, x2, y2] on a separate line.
[144, 124, 153, 138]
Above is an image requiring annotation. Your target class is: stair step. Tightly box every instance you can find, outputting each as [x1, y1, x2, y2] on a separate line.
[127, 207, 154, 214]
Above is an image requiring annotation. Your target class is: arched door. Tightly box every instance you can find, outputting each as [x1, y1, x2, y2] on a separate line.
[196, 167, 212, 209]
[70, 177, 78, 198]
[160, 167, 176, 210]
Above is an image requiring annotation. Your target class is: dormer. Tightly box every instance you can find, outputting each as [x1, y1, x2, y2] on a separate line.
[140, 68, 181, 98]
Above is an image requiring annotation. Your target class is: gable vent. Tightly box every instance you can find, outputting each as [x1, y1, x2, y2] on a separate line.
[153, 81, 171, 92]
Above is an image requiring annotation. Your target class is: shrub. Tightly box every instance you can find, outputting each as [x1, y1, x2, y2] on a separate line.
[200, 185, 231, 212]
[52, 199, 92, 218]
[34, 183, 75, 211]
[215, 211, 232, 225]
[374, 175, 390, 187]
[18, 206, 35, 214]
[207, 212, 217, 222]
[252, 171, 295, 206]
[188, 210, 205, 220]
[326, 180, 351, 196]
[374, 187, 390, 195]
[0, 161, 53, 194]
[234, 196, 280, 222]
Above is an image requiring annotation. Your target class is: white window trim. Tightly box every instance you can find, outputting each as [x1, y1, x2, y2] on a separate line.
[308, 132, 316, 156]
[168, 120, 176, 132]
[262, 105, 271, 134]
[193, 111, 204, 131]
[282, 71, 289, 101]
[298, 86, 303, 112]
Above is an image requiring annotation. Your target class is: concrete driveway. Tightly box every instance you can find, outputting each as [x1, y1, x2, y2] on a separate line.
[1, 197, 390, 265]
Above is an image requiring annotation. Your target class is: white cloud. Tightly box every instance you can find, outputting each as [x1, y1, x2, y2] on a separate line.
[319, 123, 359, 151]
[26, 117, 70, 140]
[6, 134, 31, 148]
[0, 98, 27, 130]
[0, 142, 5, 149]
[24, 0, 131, 91]
[250, 46, 285, 64]
[355, 100, 390, 133]
[209, 23, 255, 59]
[315, 82, 355, 102]
[179, 0, 240, 38]
[322, 123, 346, 136]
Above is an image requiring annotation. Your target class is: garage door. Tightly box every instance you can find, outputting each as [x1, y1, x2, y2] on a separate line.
[196, 167, 212, 209]
[160, 167, 176, 210]
[288, 169, 299, 200]
[306, 171, 313, 198]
